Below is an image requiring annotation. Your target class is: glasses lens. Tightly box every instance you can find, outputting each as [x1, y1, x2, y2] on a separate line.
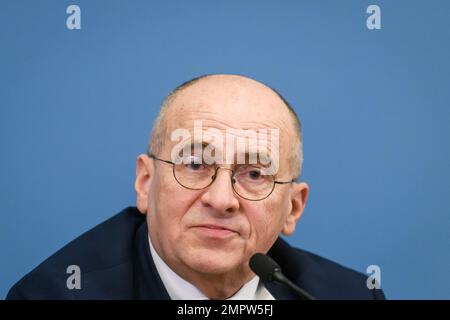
[174, 162, 215, 189]
[232, 165, 275, 200]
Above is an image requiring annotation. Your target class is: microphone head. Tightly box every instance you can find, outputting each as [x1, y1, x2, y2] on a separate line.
[249, 253, 282, 282]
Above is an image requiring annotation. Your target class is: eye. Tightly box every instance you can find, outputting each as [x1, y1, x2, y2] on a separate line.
[182, 155, 206, 171]
[248, 169, 262, 180]
[236, 166, 266, 182]
[186, 162, 204, 171]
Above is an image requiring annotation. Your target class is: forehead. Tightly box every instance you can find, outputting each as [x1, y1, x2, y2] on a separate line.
[166, 77, 295, 138]
[161, 76, 297, 165]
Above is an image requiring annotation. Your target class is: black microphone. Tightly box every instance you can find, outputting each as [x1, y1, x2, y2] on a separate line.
[249, 253, 316, 300]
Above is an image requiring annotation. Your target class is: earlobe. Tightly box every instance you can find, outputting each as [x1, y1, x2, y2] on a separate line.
[282, 182, 309, 236]
[135, 154, 153, 214]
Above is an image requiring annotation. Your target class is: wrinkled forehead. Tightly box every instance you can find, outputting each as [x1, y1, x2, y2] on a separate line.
[160, 86, 297, 172]
[166, 76, 295, 136]
[170, 122, 281, 165]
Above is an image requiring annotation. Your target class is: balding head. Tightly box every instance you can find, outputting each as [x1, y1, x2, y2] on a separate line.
[149, 74, 303, 178]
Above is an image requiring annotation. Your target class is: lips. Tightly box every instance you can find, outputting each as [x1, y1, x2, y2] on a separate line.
[191, 224, 239, 238]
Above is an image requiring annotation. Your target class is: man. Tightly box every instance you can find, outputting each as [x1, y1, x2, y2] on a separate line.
[7, 74, 385, 299]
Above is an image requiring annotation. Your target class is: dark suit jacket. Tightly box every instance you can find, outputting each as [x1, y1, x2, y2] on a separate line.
[6, 207, 385, 300]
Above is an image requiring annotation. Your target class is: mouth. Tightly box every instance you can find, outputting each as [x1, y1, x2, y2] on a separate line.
[191, 224, 239, 239]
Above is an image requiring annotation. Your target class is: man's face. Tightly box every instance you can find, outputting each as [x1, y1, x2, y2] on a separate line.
[136, 76, 308, 279]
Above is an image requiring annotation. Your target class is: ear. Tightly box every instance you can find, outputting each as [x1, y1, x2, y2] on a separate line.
[135, 154, 153, 215]
[282, 182, 309, 236]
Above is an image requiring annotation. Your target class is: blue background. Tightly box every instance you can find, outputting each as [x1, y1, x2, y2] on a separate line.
[1, 0, 449, 299]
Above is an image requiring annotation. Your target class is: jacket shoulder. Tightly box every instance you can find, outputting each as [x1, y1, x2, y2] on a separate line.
[269, 238, 386, 300]
[6, 207, 145, 299]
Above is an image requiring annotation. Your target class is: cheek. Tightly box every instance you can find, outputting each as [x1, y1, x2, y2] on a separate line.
[147, 173, 197, 243]
[247, 198, 290, 252]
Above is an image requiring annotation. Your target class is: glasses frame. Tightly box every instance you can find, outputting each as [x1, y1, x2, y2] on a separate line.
[147, 153, 295, 201]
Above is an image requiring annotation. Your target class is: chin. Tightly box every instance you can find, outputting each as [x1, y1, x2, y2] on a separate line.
[181, 247, 243, 275]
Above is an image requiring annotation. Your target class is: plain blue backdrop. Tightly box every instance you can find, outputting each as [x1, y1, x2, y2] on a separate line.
[1, 0, 449, 299]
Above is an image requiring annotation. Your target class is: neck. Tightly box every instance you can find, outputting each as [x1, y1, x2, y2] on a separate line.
[178, 266, 255, 299]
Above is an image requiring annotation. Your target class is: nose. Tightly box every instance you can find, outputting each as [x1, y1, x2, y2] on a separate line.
[200, 167, 240, 214]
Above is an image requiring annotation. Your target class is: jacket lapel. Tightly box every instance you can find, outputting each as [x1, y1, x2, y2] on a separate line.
[133, 222, 171, 300]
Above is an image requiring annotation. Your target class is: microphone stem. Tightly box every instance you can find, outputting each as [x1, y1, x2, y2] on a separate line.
[273, 272, 316, 300]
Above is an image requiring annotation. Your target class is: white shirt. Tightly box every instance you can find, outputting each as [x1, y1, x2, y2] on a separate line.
[148, 236, 275, 300]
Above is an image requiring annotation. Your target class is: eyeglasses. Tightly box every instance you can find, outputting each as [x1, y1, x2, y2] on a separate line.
[148, 153, 294, 201]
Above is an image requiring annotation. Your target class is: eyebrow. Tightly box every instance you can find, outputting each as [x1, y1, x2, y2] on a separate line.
[178, 139, 276, 164]
[181, 141, 210, 153]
